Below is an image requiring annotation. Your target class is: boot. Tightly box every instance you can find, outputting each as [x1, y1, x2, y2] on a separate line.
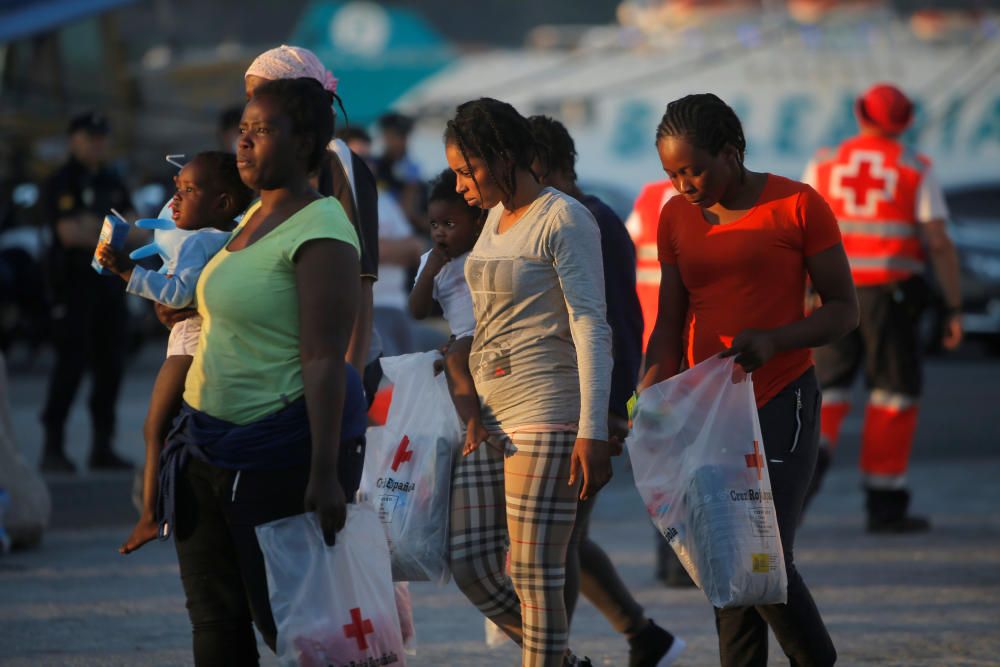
[40, 428, 76, 473]
[866, 488, 930, 534]
[89, 432, 133, 471]
[800, 446, 832, 524]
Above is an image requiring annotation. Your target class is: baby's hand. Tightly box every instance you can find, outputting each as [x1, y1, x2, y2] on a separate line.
[425, 245, 450, 274]
[96, 243, 132, 278]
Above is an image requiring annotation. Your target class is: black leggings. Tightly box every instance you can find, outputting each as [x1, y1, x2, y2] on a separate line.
[714, 368, 837, 667]
[173, 437, 365, 666]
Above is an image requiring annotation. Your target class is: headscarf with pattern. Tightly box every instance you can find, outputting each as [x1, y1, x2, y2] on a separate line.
[245, 45, 338, 94]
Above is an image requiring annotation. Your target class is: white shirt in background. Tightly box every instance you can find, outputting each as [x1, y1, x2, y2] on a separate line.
[372, 193, 415, 311]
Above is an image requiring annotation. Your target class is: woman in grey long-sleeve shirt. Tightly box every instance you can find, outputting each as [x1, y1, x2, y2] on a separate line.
[445, 97, 613, 667]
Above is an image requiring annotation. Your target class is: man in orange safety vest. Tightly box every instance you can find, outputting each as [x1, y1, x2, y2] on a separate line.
[802, 83, 963, 533]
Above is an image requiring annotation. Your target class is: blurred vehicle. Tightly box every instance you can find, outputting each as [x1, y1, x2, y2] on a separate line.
[947, 184, 1000, 351]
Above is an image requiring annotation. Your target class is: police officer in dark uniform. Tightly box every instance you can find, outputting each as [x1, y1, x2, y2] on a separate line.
[39, 111, 133, 472]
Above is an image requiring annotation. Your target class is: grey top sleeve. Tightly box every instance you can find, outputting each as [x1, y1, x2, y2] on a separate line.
[548, 205, 613, 440]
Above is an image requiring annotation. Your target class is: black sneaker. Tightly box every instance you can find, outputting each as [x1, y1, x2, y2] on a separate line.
[89, 449, 134, 471]
[40, 450, 76, 474]
[629, 620, 686, 667]
[564, 651, 593, 666]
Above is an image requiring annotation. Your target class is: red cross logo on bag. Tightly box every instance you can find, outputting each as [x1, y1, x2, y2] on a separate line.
[829, 150, 898, 217]
[391, 435, 413, 471]
[343, 607, 375, 650]
[745, 440, 764, 481]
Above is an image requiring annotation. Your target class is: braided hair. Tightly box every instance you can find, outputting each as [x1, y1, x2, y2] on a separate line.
[528, 115, 577, 182]
[443, 97, 536, 202]
[655, 93, 747, 178]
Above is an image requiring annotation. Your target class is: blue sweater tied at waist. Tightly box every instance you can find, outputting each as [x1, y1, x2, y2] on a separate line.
[155, 364, 368, 539]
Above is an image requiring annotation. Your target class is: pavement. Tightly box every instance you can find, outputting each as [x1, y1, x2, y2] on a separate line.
[1, 343, 999, 666]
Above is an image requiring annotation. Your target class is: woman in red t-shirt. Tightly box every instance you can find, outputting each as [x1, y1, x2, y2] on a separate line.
[639, 94, 858, 667]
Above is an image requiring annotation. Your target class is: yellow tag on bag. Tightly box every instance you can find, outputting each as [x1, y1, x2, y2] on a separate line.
[626, 391, 639, 421]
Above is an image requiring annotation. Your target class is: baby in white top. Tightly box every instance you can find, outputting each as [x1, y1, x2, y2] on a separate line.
[409, 169, 487, 454]
[414, 249, 475, 339]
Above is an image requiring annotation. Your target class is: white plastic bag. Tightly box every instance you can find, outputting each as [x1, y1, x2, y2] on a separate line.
[358, 351, 461, 583]
[256, 505, 406, 667]
[627, 355, 787, 608]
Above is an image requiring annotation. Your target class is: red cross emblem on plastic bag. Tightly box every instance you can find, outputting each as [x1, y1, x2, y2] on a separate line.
[391, 435, 413, 471]
[343, 607, 375, 650]
[745, 440, 763, 481]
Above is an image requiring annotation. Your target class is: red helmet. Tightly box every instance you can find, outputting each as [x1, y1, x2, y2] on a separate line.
[855, 83, 914, 135]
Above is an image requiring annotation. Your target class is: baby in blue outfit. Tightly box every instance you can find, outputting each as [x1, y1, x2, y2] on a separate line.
[96, 151, 254, 554]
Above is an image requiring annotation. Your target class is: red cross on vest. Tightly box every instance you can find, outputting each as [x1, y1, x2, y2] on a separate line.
[830, 149, 898, 217]
[343, 607, 375, 651]
[745, 440, 764, 481]
[391, 435, 413, 471]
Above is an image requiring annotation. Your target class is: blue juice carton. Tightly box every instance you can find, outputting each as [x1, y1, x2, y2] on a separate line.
[91, 212, 130, 275]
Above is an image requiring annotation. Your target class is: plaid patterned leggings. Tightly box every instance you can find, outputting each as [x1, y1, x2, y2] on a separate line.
[450, 430, 579, 667]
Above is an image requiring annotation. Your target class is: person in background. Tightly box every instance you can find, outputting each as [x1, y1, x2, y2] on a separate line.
[39, 111, 133, 473]
[216, 106, 243, 153]
[802, 82, 963, 532]
[338, 126, 425, 356]
[640, 93, 856, 667]
[446, 97, 613, 667]
[625, 178, 676, 351]
[375, 111, 427, 232]
[529, 115, 684, 667]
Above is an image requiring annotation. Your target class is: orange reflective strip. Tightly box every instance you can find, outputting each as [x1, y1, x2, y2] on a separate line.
[637, 243, 659, 261]
[869, 389, 918, 411]
[860, 403, 919, 476]
[839, 219, 919, 239]
[820, 401, 851, 449]
[636, 268, 660, 285]
[842, 235, 924, 259]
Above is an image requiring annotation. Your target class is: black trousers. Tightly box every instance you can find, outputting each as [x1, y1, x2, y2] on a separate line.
[40, 270, 127, 449]
[814, 277, 926, 397]
[173, 436, 365, 666]
[714, 368, 837, 667]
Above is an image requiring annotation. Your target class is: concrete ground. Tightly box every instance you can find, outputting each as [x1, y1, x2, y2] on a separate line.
[2, 343, 999, 666]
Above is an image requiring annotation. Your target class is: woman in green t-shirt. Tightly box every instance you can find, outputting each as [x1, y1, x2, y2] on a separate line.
[163, 78, 364, 665]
